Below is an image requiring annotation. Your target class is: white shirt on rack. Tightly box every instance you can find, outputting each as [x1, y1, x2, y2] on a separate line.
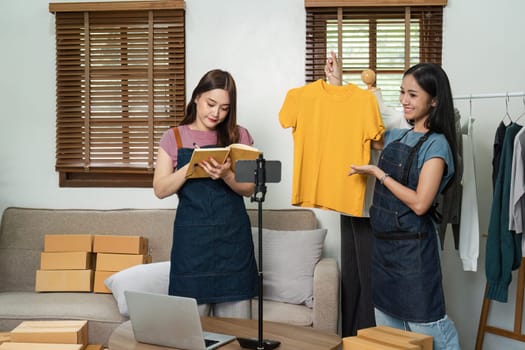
[508, 126, 525, 255]
[459, 116, 480, 271]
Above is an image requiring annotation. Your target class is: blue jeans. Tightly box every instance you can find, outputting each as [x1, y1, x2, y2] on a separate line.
[375, 308, 461, 350]
[198, 300, 251, 319]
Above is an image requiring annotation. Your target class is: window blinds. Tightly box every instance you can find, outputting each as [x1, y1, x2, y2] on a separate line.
[51, 1, 185, 187]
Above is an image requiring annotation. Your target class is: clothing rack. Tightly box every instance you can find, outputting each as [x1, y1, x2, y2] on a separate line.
[470, 89, 525, 347]
[454, 91, 525, 123]
[454, 91, 525, 100]
[454, 91, 525, 349]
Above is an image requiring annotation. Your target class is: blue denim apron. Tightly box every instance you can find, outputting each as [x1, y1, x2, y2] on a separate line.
[369, 130, 446, 323]
[168, 128, 258, 304]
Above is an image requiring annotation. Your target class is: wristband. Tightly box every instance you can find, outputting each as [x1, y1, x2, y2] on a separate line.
[379, 173, 390, 185]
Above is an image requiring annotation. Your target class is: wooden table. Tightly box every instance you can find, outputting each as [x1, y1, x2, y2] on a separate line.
[109, 318, 341, 350]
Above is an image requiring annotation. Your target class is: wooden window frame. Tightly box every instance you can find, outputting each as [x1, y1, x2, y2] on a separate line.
[49, 1, 185, 188]
[305, 0, 446, 105]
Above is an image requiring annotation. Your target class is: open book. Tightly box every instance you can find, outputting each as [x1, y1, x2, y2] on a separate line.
[185, 143, 262, 179]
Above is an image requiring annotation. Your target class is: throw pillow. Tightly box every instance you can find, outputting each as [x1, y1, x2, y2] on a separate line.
[104, 261, 170, 316]
[251, 227, 327, 307]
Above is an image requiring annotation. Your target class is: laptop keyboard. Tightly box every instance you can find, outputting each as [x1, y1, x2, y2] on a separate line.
[205, 339, 219, 347]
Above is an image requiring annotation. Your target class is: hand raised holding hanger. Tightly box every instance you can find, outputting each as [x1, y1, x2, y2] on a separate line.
[324, 51, 342, 86]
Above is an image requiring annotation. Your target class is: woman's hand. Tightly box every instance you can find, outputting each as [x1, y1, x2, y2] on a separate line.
[325, 51, 342, 86]
[348, 164, 380, 177]
[199, 157, 232, 180]
[200, 156, 255, 197]
[350, 159, 446, 216]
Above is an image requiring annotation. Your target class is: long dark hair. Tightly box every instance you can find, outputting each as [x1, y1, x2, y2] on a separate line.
[180, 69, 239, 146]
[404, 63, 458, 185]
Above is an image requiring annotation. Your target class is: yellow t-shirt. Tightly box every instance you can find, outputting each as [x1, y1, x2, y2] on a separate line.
[279, 79, 384, 216]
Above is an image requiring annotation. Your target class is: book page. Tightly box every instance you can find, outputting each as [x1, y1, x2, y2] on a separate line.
[185, 144, 262, 178]
[228, 144, 261, 172]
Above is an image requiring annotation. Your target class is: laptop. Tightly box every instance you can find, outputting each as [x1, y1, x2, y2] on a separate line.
[125, 290, 236, 350]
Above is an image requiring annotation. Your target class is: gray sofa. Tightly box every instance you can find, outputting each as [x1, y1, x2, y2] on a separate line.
[0, 207, 339, 345]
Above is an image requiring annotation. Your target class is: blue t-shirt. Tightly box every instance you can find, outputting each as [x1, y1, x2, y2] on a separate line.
[384, 129, 454, 194]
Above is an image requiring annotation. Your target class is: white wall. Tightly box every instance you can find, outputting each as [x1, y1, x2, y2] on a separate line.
[1, 1, 524, 349]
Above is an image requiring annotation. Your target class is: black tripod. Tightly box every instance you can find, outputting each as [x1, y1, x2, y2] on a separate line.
[235, 155, 281, 350]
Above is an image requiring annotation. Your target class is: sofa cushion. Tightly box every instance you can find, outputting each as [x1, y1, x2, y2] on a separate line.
[251, 299, 312, 327]
[104, 261, 170, 317]
[0, 291, 125, 322]
[251, 228, 327, 307]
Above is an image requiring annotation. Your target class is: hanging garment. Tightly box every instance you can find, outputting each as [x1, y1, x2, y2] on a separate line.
[492, 121, 507, 189]
[340, 215, 376, 336]
[168, 128, 258, 304]
[508, 126, 525, 256]
[279, 80, 384, 216]
[459, 116, 480, 271]
[436, 108, 463, 250]
[486, 122, 523, 302]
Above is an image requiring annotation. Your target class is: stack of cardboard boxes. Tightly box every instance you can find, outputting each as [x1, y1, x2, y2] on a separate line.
[0, 320, 104, 349]
[36, 235, 95, 292]
[8, 234, 150, 348]
[92, 235, 151, 293]
[35, 234, 150, 293]
[343, 326, 433, 350]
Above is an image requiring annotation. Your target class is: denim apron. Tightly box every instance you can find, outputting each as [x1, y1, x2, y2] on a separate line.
[168, 128, 258, 304]
[369, 130, 446, 323]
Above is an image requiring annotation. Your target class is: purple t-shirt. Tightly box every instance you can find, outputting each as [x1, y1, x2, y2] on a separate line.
[159, 124, 254, 167]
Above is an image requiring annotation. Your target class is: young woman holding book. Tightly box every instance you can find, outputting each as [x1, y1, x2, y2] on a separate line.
[153, 69, 258, 318]
[326, 54, 461, 349]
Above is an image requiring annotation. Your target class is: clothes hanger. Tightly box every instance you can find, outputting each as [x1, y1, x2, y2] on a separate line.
[460, 95, 474, 135]
[502, 93, 513, 125]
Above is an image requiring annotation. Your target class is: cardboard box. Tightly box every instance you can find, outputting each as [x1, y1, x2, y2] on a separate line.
[93, 235, 148, 254]
[35, 270, 93, 292]
[95, 253, 150, 272]
[44, 234, 93, 252]
[85, 345, 104, 350]
[0, 343, 83, 350]
[343, 336, 406, 350]
[343, 325, 433, 350]
[360, 326, 433, 350]
[93, 270, 115, 293]
[0, 332, 9, 345]
[9, 320, 87, 345]
[40, 252, 94, 270]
